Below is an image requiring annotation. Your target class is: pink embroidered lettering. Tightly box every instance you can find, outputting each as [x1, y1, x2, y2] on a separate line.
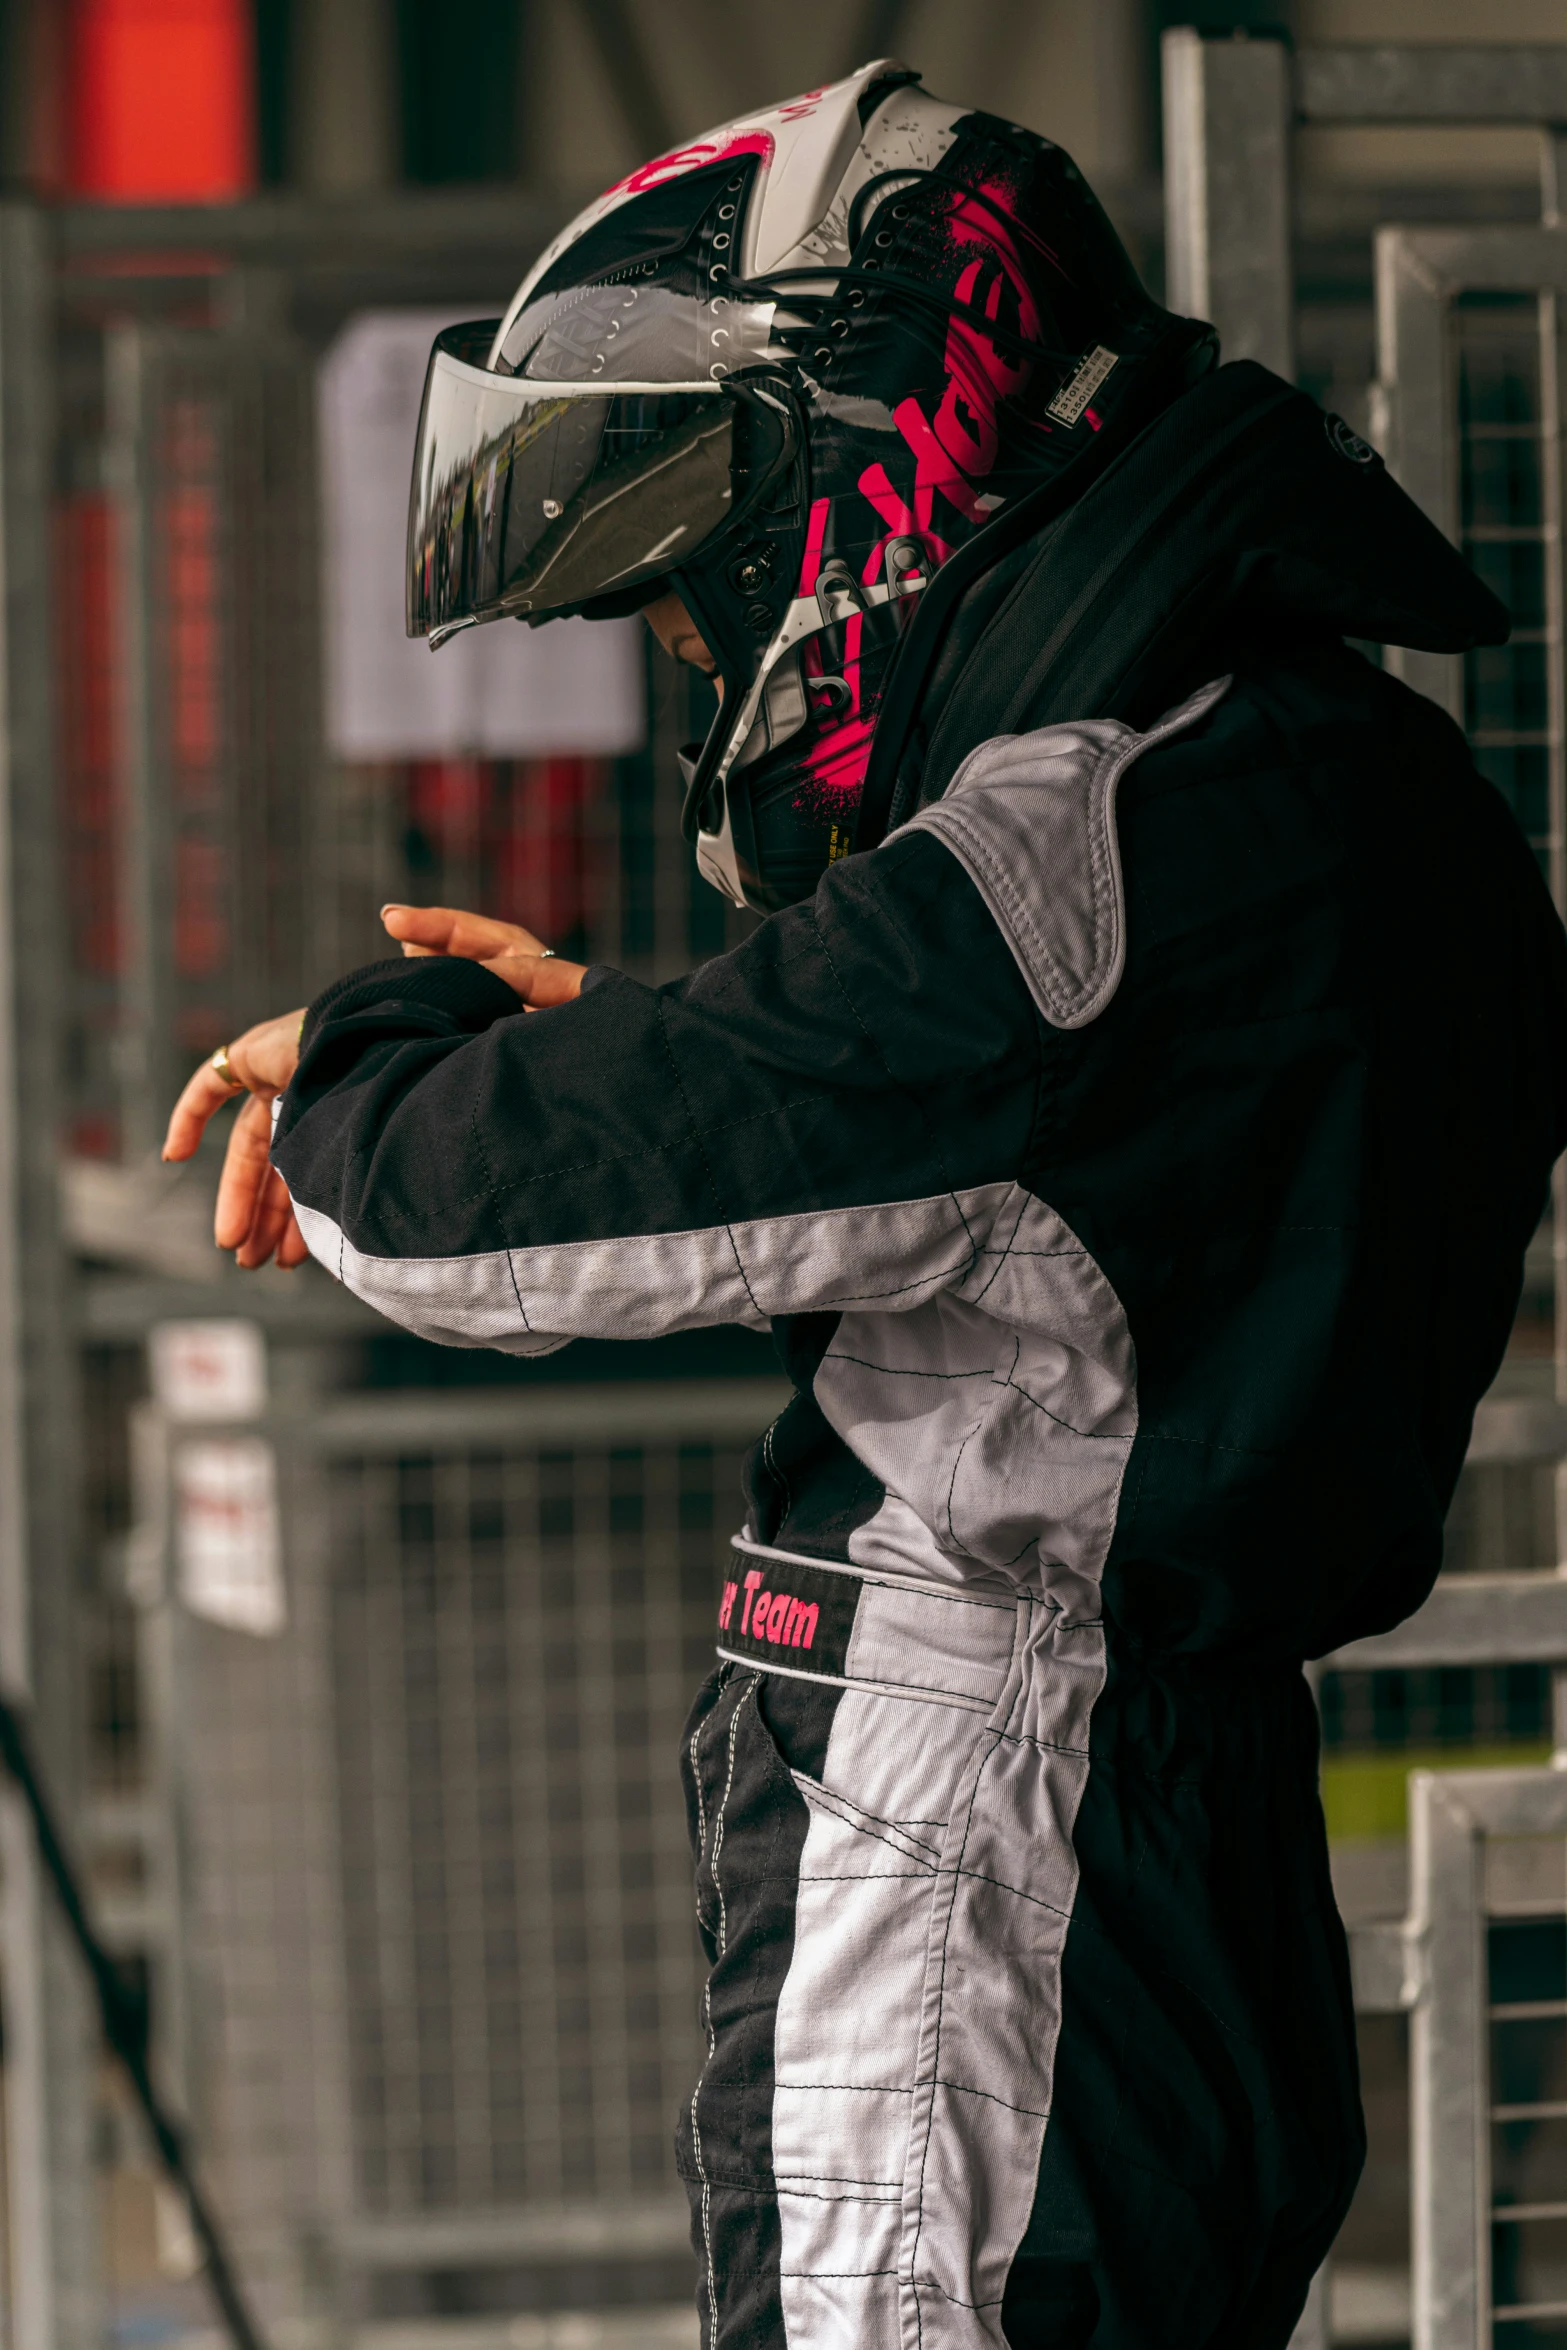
[783, 1597, 818, 1650]
[765, 1592, 791, 1643]
[739, 1568, 763, 1634]
[718, 1580, 738, 1631]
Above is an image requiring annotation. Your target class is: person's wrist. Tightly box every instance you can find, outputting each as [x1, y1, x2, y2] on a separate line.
[302, 952, 521, 1046]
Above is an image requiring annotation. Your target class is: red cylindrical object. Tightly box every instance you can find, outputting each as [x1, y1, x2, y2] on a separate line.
[66, 0, 256, 200]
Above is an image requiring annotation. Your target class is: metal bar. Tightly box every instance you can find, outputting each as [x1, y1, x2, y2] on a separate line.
[0, 200, 101, 2350]
[1161, 28, 1295, 379]
[1296, 46, 1567, 125]
[1545, 129, 1567, 229]
[1465, 1396, 1567, 1462]
[81, 1267, 387, 1341]
[1408, 1773, 1489, 2350]
[157, 1377, 792, 1454]
[51, 189, 563, 260]
[0, 1698, 271, 2350]
[108, 324, 329, 1150]
[1541, 288, 1567, 1635]
[1406, 1764, 1567, 1835]
[577, 0, 675, 167]
[1285, 2266, 1327, 2350]
[1325, 1571, 1567, 1670]
[1374, 223, 1567, 294]
[336, 2199, 693, 2267]
[105, 325, 171, 1157]
[1373, 226, 1464, 720]
[1350, 1920, 1423, 2014]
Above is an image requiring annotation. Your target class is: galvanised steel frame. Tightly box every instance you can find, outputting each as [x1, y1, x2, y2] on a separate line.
[1165, 32, 1567, 2350]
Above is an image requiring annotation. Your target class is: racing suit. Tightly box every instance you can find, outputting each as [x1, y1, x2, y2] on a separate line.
[273, 365, 1567, 2348]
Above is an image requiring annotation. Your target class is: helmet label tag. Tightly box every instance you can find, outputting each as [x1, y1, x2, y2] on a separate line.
[1047, 345, 1120, 427]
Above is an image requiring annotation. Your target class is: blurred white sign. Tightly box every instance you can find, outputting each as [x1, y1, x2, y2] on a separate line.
[176, 1436, 286, 1637]
[148, 1318, 267, 1420]
[319, 309, 645, 760]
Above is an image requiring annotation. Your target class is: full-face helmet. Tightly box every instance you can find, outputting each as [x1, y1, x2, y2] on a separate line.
[407, 61, 1214, 910]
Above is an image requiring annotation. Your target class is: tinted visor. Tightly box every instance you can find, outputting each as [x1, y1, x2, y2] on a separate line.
[407, 323, 740, 640]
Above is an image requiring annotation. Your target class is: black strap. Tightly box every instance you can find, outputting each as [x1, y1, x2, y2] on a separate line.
[0, 1694, 270, 2350]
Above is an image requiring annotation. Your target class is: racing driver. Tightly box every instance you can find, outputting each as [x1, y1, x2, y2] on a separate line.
[164, 61, 1567, 2350]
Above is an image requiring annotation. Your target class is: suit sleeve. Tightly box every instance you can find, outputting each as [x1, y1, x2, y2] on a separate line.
[270, 832, 1042, 1352]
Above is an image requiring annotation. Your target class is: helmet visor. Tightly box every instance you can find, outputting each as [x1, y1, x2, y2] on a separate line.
[407, 322, 739, 641]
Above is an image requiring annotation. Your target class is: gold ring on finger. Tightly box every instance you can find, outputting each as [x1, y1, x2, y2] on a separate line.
[209, 1044, 245, 1093]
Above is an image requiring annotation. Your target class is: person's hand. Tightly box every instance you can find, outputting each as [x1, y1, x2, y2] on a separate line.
[380, 903, 588, 1006]
[162, 1010, 309, 1271]
[159, 906, 586, 1276]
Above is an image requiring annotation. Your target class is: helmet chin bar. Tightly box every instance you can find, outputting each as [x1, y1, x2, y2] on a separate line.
[691, 537, 932, 908]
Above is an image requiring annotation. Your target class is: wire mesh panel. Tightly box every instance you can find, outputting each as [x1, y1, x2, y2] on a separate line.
[1274, 216, 1567, 2350]
[1375, 231, 1567, 1606]
[1458, 294, 1561, 896]
[1376, 228, 1567, 905]
[1405, 1768, 1567, 2349]
[134, 1386, 783, 2330]
[326, 1438, 731, 2219]
[312, 645, 757, 991]
[1489, 1896, 1567, 2338]
[53, 266, 758, 1170]
[105, 322, 322, 1154]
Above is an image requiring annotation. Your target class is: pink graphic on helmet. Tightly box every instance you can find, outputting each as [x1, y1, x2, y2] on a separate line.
[776, 88, 828, 122]
[785, 177, 1049, 826]
[603, 129, 775, 203]
[896, 189, 1045, 506]
[797, 495, 832, 597]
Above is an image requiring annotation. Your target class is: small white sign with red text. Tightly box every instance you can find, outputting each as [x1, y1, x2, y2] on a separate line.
[175, 1437, 286, 1637]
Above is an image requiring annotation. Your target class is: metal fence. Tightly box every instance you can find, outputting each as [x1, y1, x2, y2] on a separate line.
[1346, 1771, 1567, 2349]
[1165, 32, 1567, 2349]
[0, 182, 774, 2347]
[126, 1380, 786, 2335]
[59, 237, 755, 1167]
[0, 38, 1558, 2345]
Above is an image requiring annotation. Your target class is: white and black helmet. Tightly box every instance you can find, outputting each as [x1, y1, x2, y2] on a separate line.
[407, 61, 1214, 910]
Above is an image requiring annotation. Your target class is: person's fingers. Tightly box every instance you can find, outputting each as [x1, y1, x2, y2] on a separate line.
[382, 903, 545, 962]
[236, 1166, 297, 1270]
[233, 1164, 309, 1272]
[226, 1009, 306, 1095]
[163, 1008, 305, 1162]
[274, 1207, 311, 1269]
[163, 1060, 242, 1163]
[479, 951, 588, 1006]
[214, 1093, 277, 1250]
